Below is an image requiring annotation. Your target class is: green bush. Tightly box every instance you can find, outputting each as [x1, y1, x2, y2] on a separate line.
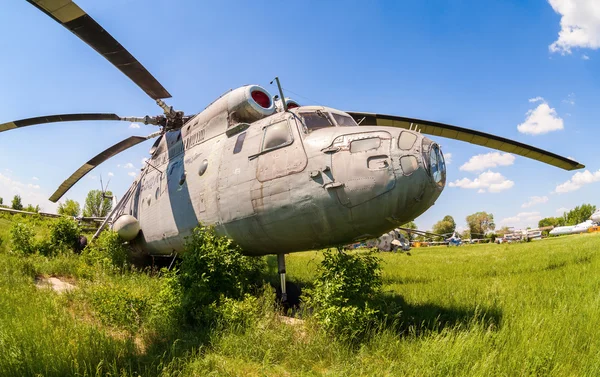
[177, 226, 266, 325]
[85, 230, 128, 271]
[35, 239, 54, 257]
[302, 249, 383, 342]
[9, 223, 36, 255]
[88, 285, 151, 332]
[212, 284, 276, 332]
[50, 217, 81, 253]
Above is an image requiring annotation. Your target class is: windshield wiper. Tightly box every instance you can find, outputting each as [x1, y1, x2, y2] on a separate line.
[316, 110, 333, 126]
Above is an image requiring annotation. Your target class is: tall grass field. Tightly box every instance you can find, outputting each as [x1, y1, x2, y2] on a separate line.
[1, 213, 600, 376]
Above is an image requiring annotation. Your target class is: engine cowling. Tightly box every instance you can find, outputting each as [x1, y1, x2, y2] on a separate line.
[275, 97, 300, 112]
[227, 85, 276, 123]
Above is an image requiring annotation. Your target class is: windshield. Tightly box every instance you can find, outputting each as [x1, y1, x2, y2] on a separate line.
[300, 111, 334, 131]
[332, 113, 358, 127]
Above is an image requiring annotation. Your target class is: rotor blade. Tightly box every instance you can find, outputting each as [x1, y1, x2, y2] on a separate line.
[0, 207, 61, 218]
[0, 113, 162, 134]
[347, 112, 584, 171]
[27, 0, 171, 100]
[49, 133, 159, 202]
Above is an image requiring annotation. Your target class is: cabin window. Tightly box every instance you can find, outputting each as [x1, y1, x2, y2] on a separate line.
[233, 132, 247, 154]
[300, 111, 334, 132]
[350, 137, 381, 153]
[262, 120, 292, 151]
[398, 131, 417, 150]
[332, 113, 357, 127]
[400, 156, 419, 175]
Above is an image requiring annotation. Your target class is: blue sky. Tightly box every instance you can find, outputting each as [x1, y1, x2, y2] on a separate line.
[0, 0, 599, 232]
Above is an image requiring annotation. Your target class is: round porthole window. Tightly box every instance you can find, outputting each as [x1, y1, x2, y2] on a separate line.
[198, 159, 208, 176]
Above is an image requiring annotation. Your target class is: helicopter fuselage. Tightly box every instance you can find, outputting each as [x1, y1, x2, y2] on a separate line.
[113, 86, 446, 256]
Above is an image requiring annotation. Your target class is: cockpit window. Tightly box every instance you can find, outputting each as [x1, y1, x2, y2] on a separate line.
[332, 113, 358, 127]
[429, 144, 446, 188]
[300, 111, 334, 131]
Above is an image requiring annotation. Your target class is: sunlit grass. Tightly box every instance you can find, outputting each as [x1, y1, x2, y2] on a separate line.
[1, 210, 600, 376]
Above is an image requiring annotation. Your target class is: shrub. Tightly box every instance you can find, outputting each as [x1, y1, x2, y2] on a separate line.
[36, 239, 55, 257]
[50, 217, 81, 253]
[212, 284, 276, 331]
[85, 230, 128, 271]
[302, 249, 383, 342]
[9, 223, 36, 255]
[177, 226, 266, 325]
[88, 285, 151, 332]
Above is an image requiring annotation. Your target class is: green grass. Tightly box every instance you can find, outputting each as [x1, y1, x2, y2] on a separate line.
[2, 210, 600, 376]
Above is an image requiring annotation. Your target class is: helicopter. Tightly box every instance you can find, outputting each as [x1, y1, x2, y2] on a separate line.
[0, 0, 585, 301]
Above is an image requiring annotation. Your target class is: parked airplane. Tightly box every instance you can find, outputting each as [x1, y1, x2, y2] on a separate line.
[549, 220, 595, 236]
[591, 209, 600, 223]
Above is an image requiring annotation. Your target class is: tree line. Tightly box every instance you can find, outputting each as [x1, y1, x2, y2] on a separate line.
[538, 204, 596, 229]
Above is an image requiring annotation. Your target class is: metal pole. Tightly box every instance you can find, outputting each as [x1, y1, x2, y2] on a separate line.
[271, 77, 287, 112]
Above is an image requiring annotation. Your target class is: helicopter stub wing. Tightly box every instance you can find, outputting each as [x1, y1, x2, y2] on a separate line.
[347, 112, 584, 171]
[26, 0, 171, 100]
[49, 134, 158, 203]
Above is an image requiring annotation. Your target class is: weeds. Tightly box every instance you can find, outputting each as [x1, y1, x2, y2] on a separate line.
[2, 213, 600, 376]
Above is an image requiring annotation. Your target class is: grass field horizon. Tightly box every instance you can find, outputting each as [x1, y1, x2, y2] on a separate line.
[2, 214, 600, 376]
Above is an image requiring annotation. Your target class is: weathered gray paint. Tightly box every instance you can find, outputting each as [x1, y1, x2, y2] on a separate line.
[108, 89, 444, 256]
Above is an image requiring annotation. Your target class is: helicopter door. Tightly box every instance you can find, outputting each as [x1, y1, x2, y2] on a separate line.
[330, 131, 396, 207]
[256, 118, 307, 182]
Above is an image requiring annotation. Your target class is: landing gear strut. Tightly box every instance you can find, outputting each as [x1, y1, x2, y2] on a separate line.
[275, 253, 300, 308]
[278, 253, 287, 302]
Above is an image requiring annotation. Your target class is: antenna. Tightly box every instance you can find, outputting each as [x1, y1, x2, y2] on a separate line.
[270, 77, 287, 112]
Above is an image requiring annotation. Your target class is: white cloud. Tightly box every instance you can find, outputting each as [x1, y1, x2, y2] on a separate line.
[562, 92, 576, 105]
[548, 0, 600, 54]
[5, 169, 12, 173]
[555, 169, 600, 193]
[0, 173, 57, 212]
[444, 153, 452, 165]
[556, 207, 569, 214]
[529, 96, 544, 103]
[122, 163, 134, 169]
[128, 172, 137, 177]
[460, 152, 515, 172]
[582, 54, 590, 59]
[32, 176, 39, 181]
[88, 175, 97, 180]
[499, 211, 543, 227]
[129, 123, 141, 129]
[517, 100, 564, 135]
[107, 172, 114, 177]
[521, 195, 550, 208]
[448, 170, 515, 193]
